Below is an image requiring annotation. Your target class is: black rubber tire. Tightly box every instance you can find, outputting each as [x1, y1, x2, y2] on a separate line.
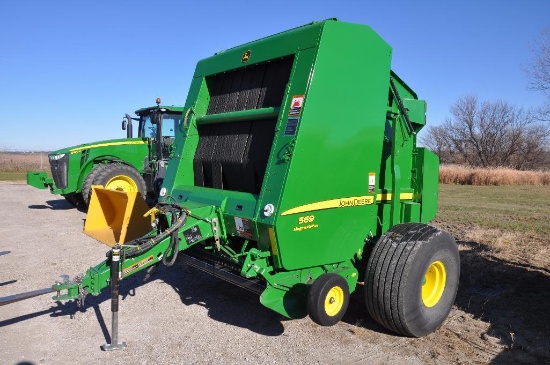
[307, 273, 350, 326]
[364, 223, 459, 337]
[81, 164, 107, 207]
[93, 164, 147, 198]
[63, 193, 84, 208]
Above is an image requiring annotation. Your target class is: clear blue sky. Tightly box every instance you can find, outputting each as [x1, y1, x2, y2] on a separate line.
[1, 1, 548, 151]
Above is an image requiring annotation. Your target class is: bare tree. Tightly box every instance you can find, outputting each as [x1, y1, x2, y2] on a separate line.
[525, 27, 550, 121]
[421, 95, 550, 170]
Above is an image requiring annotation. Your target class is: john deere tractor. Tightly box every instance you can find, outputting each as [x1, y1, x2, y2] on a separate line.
[27, 100, 184, 208]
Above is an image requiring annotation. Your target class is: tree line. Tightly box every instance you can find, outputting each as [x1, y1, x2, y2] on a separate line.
[421, 27, 550, 171]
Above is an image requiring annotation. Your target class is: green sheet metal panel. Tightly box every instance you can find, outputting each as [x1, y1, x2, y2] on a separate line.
[272, 21, 393, 270]
[193, 21, 324, 78]
[415, 147, 439, 222]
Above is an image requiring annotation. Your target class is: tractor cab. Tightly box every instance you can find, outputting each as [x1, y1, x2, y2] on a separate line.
[136, 106, 181, 160]
[123, 99, 182, 154]
[131, 100, 184, 196]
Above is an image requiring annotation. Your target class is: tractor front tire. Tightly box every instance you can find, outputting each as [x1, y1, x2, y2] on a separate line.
[93, 164, 147, 199]
[81, 164, 106, 207]
[63, 193, 84, 209]
[365, 223, 459, 337]
[307, 273, 350, 326]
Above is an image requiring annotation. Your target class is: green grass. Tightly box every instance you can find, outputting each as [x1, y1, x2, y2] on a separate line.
[0, 172, 29, 180]
[437, 184, 550, 240]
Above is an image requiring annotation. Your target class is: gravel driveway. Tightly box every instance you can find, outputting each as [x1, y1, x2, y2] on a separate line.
[0, 181, 510, 364]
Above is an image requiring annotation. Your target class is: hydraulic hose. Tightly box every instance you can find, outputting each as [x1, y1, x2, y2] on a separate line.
[162, 206, 183, 267]
[389, 77, 416, 136]
[123, 203, 188, 259]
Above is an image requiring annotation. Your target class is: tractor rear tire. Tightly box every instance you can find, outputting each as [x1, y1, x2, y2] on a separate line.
[93, 164, 147, 199]
[81, 164, 106, 207]
[307, 273, 350, 326]
[364, 223, 459, 337]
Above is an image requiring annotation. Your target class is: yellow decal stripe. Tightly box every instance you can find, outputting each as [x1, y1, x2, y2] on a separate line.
[70, 140, 147, 154]
[281, 192, 415, 216]
[122, 255, 154, 277]
[376, 192, 414, 201]
[268, 227, 278, 255]
[281, 195, 375, 216]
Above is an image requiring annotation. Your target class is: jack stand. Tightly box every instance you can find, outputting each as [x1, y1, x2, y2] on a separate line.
[102, 244, 127, 351]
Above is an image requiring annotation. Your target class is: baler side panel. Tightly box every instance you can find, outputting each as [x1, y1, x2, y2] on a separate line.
[274, 22, 393, 270]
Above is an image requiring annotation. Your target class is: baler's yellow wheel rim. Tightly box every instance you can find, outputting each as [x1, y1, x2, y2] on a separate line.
[324, 286, 344, 317]
[105, 175, 138, 192]
[422, 260, 446, 308]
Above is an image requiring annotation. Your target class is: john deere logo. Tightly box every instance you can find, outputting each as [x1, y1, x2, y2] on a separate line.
[241, 50, 251, 63]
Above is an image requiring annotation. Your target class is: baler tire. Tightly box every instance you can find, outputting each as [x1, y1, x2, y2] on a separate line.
[364, 223, 459, 337]
[81, 164, 106, 207]
[94, 164, 147, 199]
[307, 273, 350, 326]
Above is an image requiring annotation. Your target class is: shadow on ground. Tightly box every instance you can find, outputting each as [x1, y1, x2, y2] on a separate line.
[160, 264, 286, 336]
[455, 239, 550, 364]
[28, 198, 75, 210]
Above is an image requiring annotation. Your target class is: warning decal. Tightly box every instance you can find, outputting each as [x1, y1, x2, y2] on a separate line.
[285, 117, 299, 135]
[183, 226, 203, 244]
[368, 172, 376, 193]
[289, 95, 305, 116]
[235, 217, 253, 238]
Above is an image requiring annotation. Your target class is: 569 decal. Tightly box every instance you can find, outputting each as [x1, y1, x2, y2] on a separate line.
[298, 215, 315, 224]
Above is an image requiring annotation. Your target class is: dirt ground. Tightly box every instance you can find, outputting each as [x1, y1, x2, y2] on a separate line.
[0, 181, 549, 365]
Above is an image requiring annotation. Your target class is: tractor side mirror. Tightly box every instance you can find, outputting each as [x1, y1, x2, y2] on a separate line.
[123, 114, 134, 138]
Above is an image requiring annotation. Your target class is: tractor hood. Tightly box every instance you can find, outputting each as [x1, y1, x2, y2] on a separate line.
[48, 138, 148, 157]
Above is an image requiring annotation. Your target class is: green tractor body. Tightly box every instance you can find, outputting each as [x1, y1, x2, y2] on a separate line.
[53, 19, 459, 338]
[27, 104, 184, 207]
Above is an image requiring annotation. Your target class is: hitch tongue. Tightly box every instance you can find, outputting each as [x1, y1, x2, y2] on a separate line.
[0, 274, 85, 307]
[0, 287, 55, 307]
[52, 275, 82, 302]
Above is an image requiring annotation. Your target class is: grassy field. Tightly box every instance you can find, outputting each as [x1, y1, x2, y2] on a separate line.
[0, 152, 49, 180]
[437, 184, 550, 243]
[431, 184, 550, 363]
[434, 184, 549, 290]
